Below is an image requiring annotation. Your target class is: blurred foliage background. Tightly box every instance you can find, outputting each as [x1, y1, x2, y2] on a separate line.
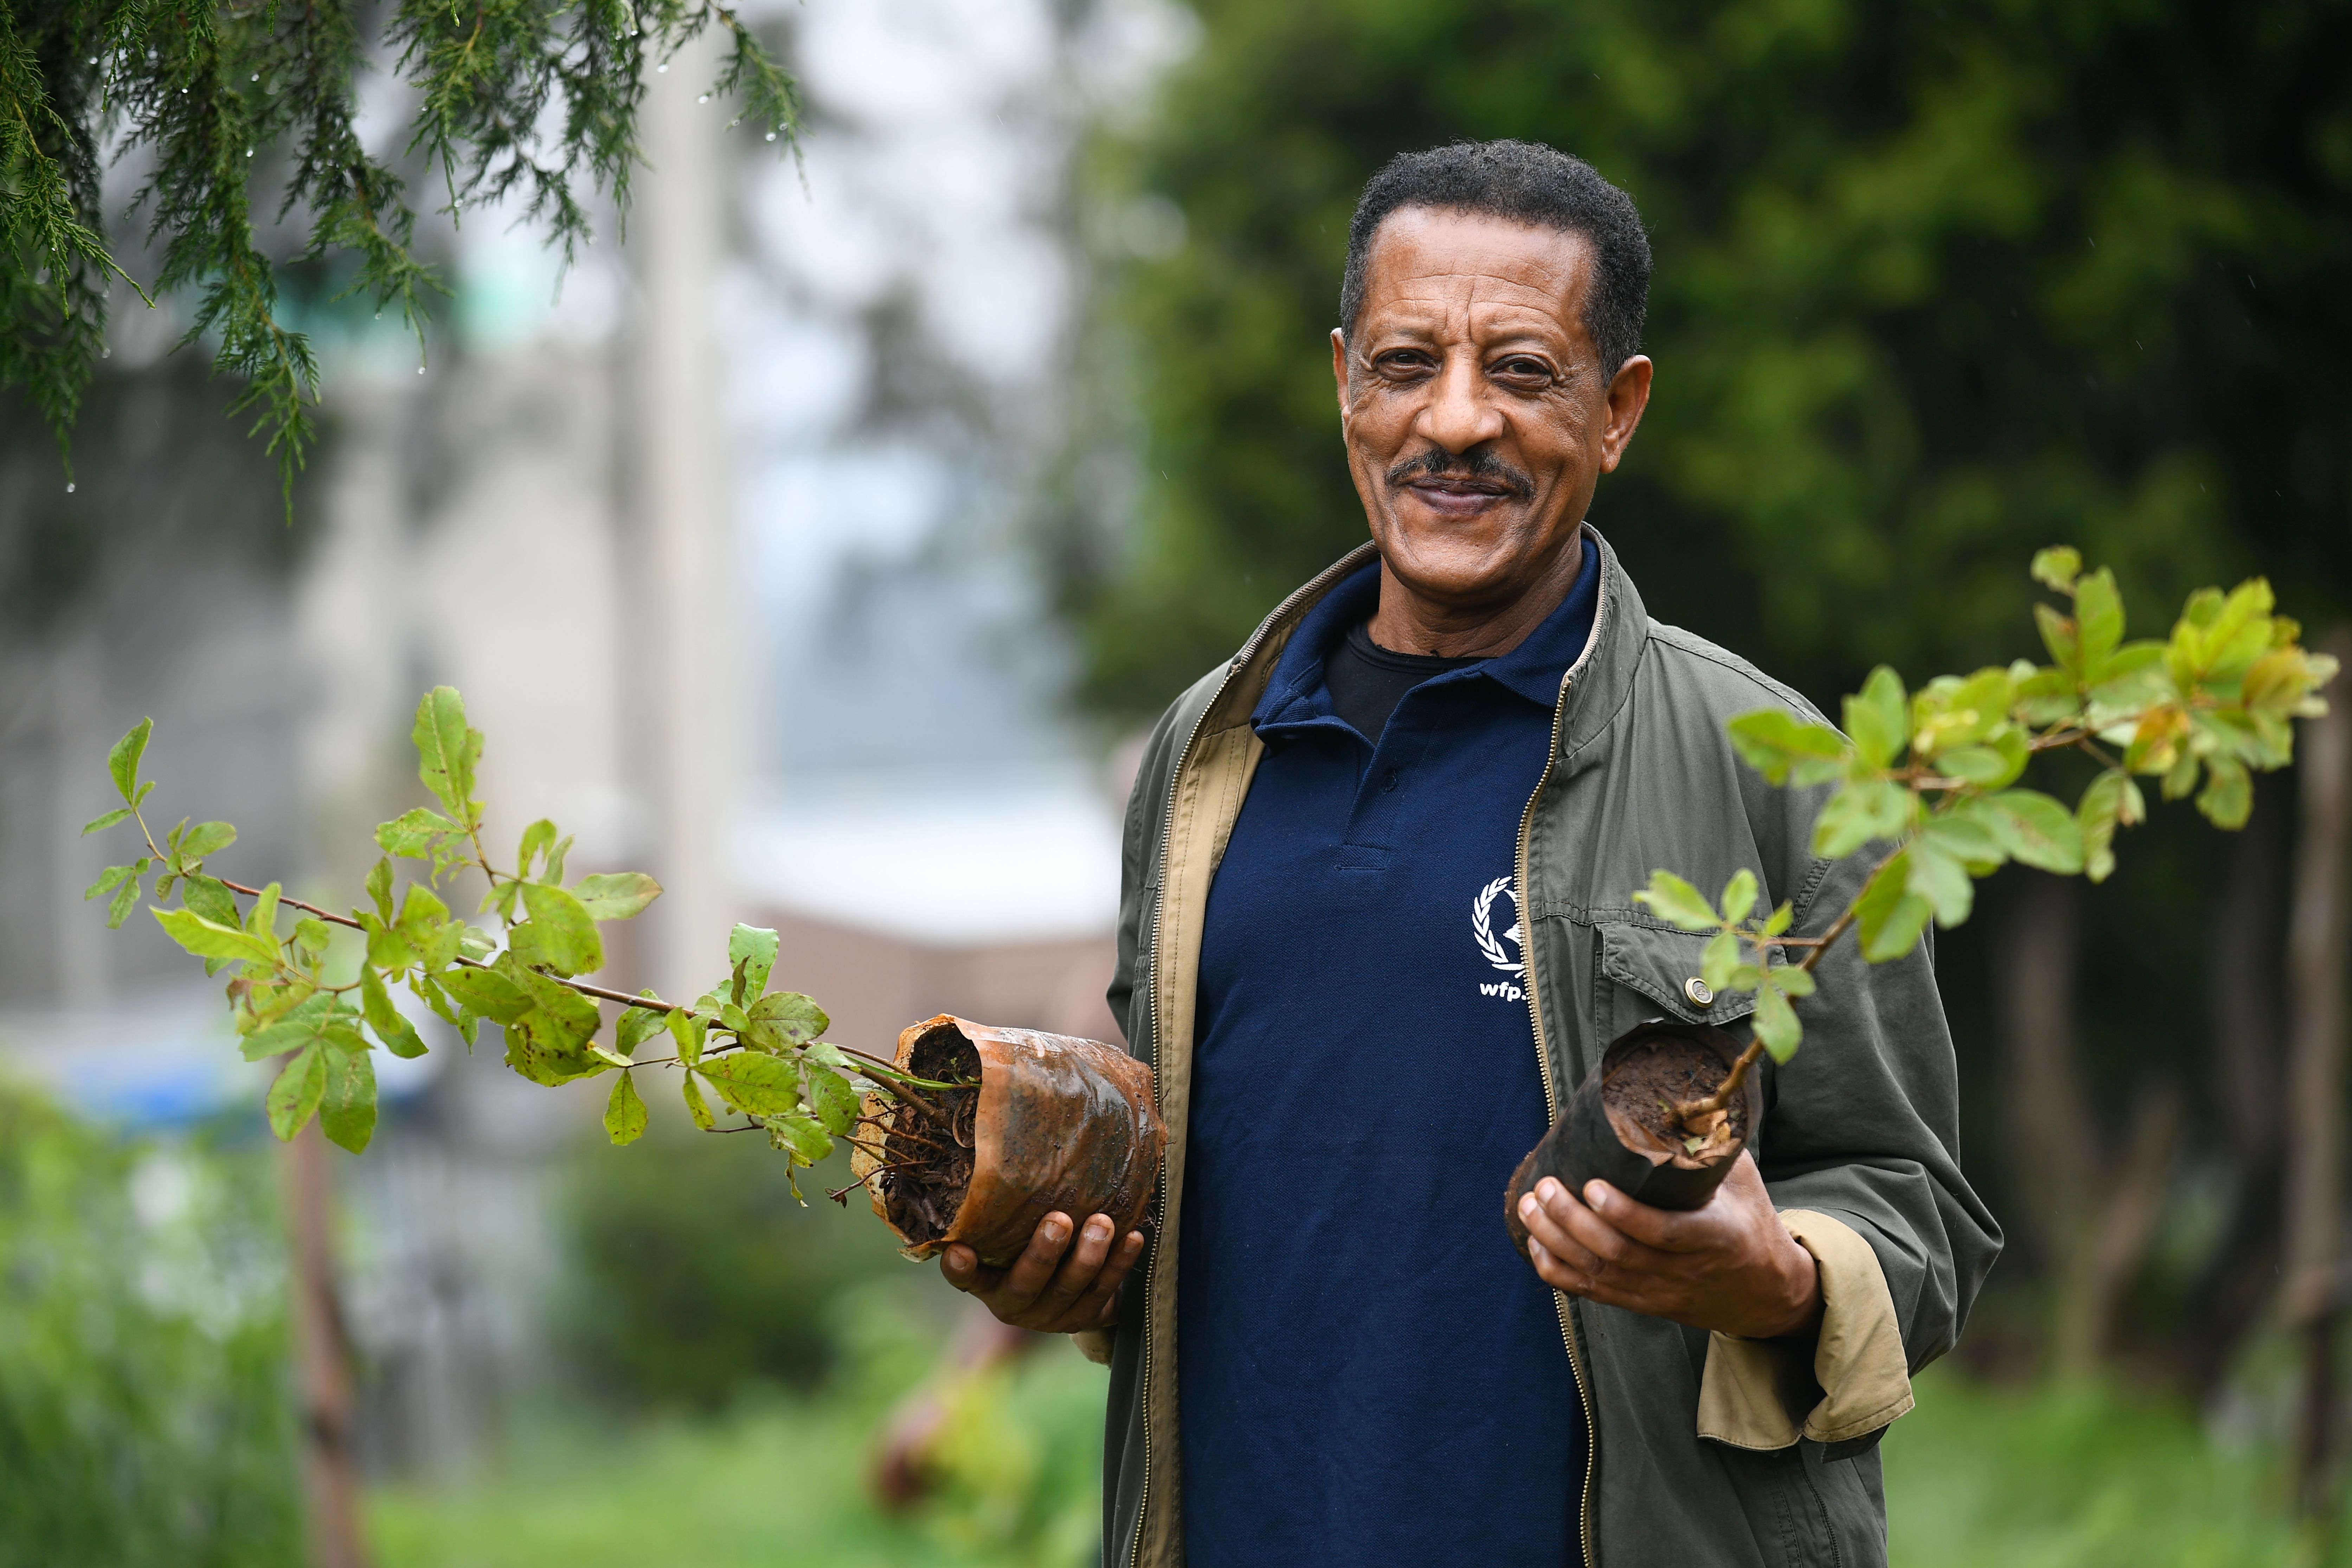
[7, 0, 2352, 1564]
[0, 1081, 302, 1567]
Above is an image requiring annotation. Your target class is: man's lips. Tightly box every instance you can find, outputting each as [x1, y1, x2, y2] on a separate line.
[1400, 475, 1517, 513]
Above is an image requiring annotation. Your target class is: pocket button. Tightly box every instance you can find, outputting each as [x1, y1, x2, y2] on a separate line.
[1683, 977, 1715, 1008]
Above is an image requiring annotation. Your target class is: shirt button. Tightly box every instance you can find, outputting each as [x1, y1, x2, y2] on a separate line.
[1383, 771, 1399, 792]
[1684, 977, 1715, 1008]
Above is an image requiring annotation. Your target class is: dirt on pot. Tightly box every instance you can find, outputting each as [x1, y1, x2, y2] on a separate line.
[855, 1016, 1166, 1267]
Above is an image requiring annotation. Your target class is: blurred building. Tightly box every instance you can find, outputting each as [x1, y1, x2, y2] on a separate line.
[0, 0, 1181, 1477]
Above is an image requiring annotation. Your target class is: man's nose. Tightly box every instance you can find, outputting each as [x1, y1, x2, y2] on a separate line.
[1415, 351, 1505, 455]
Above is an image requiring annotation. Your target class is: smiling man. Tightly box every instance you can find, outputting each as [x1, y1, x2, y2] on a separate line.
[940, 140, 1999, 1568]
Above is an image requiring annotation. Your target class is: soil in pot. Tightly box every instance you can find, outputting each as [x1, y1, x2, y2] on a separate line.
[1600, 1033, 1747, 1170]
[1503, 1021, 1757, 1255]
[874, 1025, 983, 1250]
[856, 1015, 1166, 1267]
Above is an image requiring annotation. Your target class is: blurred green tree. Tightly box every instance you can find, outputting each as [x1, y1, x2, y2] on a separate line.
[1056, 0, 2352, 716]
[1046, 0, 2352, 1387]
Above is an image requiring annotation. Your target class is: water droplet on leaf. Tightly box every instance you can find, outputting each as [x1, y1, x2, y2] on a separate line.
[66, 483, 76, 493]
[698, 94, 709, 103]
[765, 131, 776, 142]
[657, 62, 668, 72]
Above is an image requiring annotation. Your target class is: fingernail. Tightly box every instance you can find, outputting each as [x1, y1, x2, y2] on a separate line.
[1529, 1239, 1550, 1265]
[1536, 1178, 1561, 1204]
[1584, 1181, 1609, 1208]
[1518, 1194, 1539, 1223]
[1042, 1220, 1068, 1244]
[1086, 1216, 1112, 1241]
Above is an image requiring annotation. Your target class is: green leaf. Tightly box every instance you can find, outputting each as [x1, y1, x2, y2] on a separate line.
[180, 873, 240, 927]
[293, 917, 333, 957]
[2073, 568, 2124, 682]
[502, 955, 602, 1045]
[365, 857, 394, 922]
[574, 872, 662, 921]
[1726, 709, 1848, 786]
[1855, 851, 1933, 963]
[240, 992, 340, 1061]
[84, 861, 138, 903]
[2076, 769, 2138, 883]
[108, 719, 153, 804]
[698, 1052, 802, 1115]
[411, 972, 462, 1031]
[107, 874, 144, 929]
[320, 1047, 378, 1154]
[668, 1008, 705, 1066]
[1812, 778, 1913, 859]
[604, 1071, 648, 1146]
[1770, 964, 1816, 998]
[615, 993, 667, 1057]
[411, 687, 484, 828]
[513, 883, 604, 977]
[436, 964, 534, 1023]
[1937, 727, 2028, 788]
[1700, 930, 1741, 993]
[375, 806, 460, 859]
[2034, 603, 2081, 677]
[1920, 805, 2003, 870]
[1979, 790, 2085, 875]
[1632, 870, 1720, 931]
[1760, 901, 1793, 939]
[1752, 983, 1802, 1063]
[266, 1046, 328, 1141]
[765, 1112, 835, 1164]
[1842, 666, 1908, 769]
[82, 806, 134, 836]
[729, 924, 780, 999]
[517, 818, 557, 880]
[804, 1065, 859, 1135]
[1905, 838, 1974, 928]
[2196, 756, 2253, 829]
[154, 906, 278, 966]
[745, 991, 829, 1048]
[360, 965, 429, 1059]
[682, 1072, 715, 1131]
[244, 881, 281, 943]
[1718, 868, 1759, 925]
[2030, 546, 2082, 593]
[178, 821, 236, 860]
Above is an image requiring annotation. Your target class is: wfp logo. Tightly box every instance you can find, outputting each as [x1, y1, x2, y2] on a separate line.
[1473, 875, 1525, 1002]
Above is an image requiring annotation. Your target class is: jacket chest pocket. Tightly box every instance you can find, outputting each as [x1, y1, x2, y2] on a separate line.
[1592, 919, 1767, 1044]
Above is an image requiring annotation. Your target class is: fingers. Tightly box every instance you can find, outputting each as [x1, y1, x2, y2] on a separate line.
[1580, 1178, 1711, 1252]
[1030, 1213, 1118, 1321]
[1517, 1184, 1608, 1279]
[1001, 1212, 1081, 1312]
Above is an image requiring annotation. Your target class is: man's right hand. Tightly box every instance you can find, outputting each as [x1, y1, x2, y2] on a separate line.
[939, 1211, 1146, 1334]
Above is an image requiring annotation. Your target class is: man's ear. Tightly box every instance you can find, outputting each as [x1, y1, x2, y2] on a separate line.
[1599, 355, 1655, 473]
[1330, 328, 1349, 417]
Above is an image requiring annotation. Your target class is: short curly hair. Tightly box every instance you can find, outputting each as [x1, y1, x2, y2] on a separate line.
[1340, 140, 1652, 381]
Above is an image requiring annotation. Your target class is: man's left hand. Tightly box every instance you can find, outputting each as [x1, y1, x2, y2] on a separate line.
[1515, 1152, 1822, 1339]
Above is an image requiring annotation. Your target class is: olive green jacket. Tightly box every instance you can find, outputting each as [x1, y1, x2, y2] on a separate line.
[1090, 527, 2002, 1568]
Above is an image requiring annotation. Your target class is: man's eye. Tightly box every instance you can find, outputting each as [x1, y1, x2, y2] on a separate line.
[1377, 352, 1432, 374]
[1493, 358, 1552, 383]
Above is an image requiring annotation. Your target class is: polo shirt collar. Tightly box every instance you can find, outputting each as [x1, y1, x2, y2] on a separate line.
[1249, 527, 1603, 732]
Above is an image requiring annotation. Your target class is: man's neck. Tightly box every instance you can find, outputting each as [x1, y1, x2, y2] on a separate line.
[1363, 532, 1585, 659]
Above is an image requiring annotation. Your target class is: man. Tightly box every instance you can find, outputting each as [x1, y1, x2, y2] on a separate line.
[940, 140, 2000, 1567]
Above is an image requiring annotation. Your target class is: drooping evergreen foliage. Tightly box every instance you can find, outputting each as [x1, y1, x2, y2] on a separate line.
[1059, 0, 2352, 719]
[0, 0, 798, 500]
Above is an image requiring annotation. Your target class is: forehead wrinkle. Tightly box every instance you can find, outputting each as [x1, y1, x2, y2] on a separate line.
[1365, 285, 1576, 352]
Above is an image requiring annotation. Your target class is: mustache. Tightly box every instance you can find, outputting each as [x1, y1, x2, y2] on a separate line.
[1383, 446, 1535, 500]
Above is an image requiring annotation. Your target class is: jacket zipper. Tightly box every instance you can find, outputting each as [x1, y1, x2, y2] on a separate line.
[1521, 671, 1598, 1568]
[1129, 547, 1374, 1568]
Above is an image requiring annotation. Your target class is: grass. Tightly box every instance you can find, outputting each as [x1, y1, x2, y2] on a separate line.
[369, 1287, 1108, 1568]
[1884, 1365, 2319, 1568]
[376, 1344, 2334, 1568]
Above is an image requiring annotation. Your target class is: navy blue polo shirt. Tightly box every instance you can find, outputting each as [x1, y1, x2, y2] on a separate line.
[1178, 542, 1599, 1567]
